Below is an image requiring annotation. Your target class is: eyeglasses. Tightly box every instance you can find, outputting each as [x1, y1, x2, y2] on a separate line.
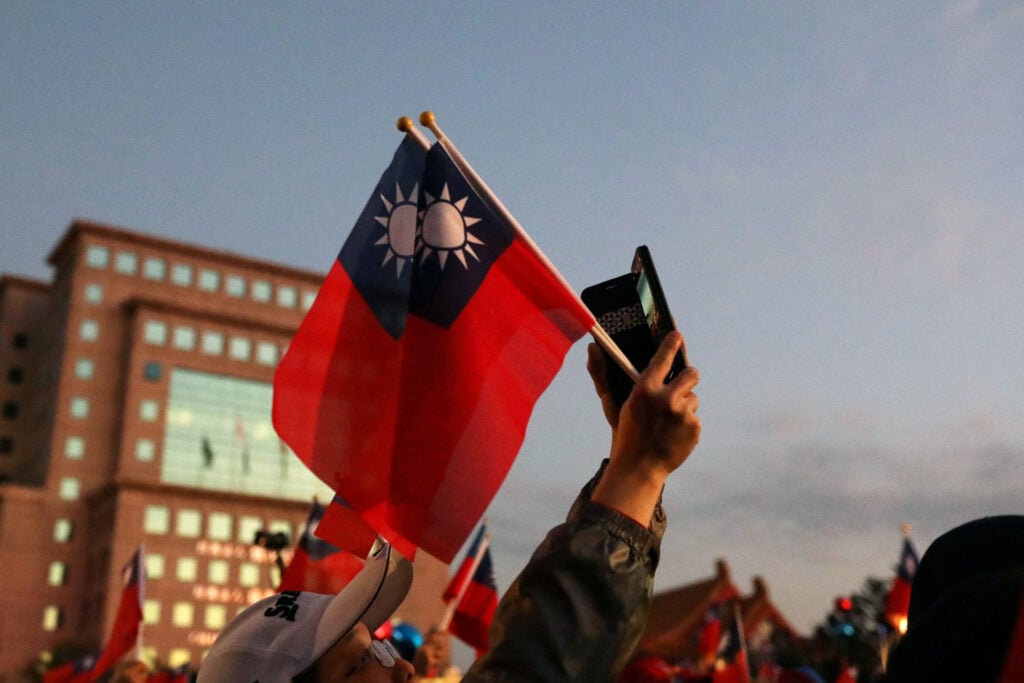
[343, 639, 402, 678]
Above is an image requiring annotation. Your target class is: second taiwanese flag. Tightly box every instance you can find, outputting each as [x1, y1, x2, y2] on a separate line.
[273, 136, 594, 562]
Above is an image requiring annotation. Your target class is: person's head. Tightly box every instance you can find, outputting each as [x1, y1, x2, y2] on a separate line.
[111, 660, 148, 683]
[884, 515, 1024, 682]
[197, 543, 414, 682]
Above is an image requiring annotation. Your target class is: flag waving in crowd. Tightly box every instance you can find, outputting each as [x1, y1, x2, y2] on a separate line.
[43, 656, 96, 683]
[713, 604, 750, 683]
[884, 528, 919, 634]
[278, 498, 365, 594]
[273, 123, 595, 562]
[88, 547, 144, 682]
[441, 524, 500, 656]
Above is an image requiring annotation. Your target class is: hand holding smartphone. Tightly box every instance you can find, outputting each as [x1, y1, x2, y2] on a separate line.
[581, 246, 687, 406]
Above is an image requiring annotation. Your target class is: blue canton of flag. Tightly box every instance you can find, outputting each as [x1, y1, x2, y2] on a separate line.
[897, 538, 919, 581]
[338, 137, 514, 340]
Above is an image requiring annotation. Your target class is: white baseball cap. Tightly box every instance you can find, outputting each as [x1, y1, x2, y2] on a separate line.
[197, 543, 413, 682]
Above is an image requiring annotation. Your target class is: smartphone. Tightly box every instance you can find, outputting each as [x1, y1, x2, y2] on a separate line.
[581, 245, 687, 406]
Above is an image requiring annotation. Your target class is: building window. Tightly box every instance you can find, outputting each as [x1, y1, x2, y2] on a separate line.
[168, 649, 191, 668]
[198, 269, 220, 292]
[47, 562, 67, 586]
[2, 402, 18, 419]
[74, 358, 94, 380]
[171, 264, 192, 287]
[69, 397, 89, 419]
[204, 604, 227, 629]
[0, 437, 12, 455]
[239, 562, 261, 587]
[238, 516, 263, 544]
[143, 505, 170, 535]
[80, 320, 99, 342]
[143, 600, 161, 625]
[135, 438, 155, 462]
[85, 245, 109, 268]
[145, 553, 165, 579]
[144, 362, 162, 382]
[302, 290, 317, 311]
[256, 342, 278, 366]
[172, 326, 196, 350]
[171, 602, 194, 628]
[65, 437, 85, 460]
[54, 519, 73, 542]
[225, 275, 246, 298]
[228, 337, 250, 361]
[143, 257, 166, 281]
[58, 477, 80, 501]
[144, 321, 168, 345]
[176, 509, 202, 538]
[208, 559, 229, 585]
[84, 283, 104, 304]
[115, 251, 138, 275]
[251, 280, 272, 303]
[201, 331, 224, 356]
[175, 557, 197, 582]
[207, 512, 232, 541]
[8, 367, 24, 384]
[42, 606, 62, 631]
[139, 399, 159, 422]
[276, 286, 298, 309]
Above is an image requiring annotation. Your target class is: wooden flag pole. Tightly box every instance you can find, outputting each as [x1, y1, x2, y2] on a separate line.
[439, 533, 491, 632]
[417, 111, 640, 382]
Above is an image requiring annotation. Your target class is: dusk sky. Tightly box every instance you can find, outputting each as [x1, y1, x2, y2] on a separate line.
[4, 0, 1023, 648]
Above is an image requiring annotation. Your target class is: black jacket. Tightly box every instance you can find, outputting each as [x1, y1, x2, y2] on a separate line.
[463, 461, 666, 682]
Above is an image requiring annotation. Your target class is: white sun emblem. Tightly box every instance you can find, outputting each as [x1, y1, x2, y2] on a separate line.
[374, 182, 421, 276]
[418, 183, 485, 269]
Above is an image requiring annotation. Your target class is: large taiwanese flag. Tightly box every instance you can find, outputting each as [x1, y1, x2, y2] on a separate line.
[278, 499, 365, 593]
[273, 136, 594, 562]
[89, 548, 144, 682]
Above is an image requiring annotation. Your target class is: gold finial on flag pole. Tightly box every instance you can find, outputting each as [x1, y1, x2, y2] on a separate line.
[397, 115, 431, 151]
[901, 523, 912, 537]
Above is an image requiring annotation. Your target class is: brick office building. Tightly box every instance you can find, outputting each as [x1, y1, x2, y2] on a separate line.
[0, 220, 448, 678]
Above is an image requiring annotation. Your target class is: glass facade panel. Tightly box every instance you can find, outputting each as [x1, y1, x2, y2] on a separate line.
[205, 605, 227, 629]
[168, 649, 191, 668]
[176, 509, 202, 538]
[143, 257, 166, 280]
[69, 397, 89, 418]
[208, 512, 232, 541]
[42, 606, 61, 631]
[54, 519, 73, 542]
[143, 600, 161, 625]
[237, 515, 263, 543]
[302, 290, 317, 311]
[140, 399, 160, 422]
[161, 368, 330, 501]
[47, 562, 66, 586]
[238, 562, 261, 587]
[256, 342, 278, 366]
[85, 245, 109, 268]
[173, 326, 196, 350]
[115, 251, 138, 274]
[144, 321, 168, 345]
[144, 505, 170, 534]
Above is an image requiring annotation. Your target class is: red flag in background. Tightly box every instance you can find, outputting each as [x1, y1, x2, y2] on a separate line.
[712, 604, 750, 683]
[147, 664, 190, 683]
[44, 656, 96, 683]
[884, 534, 919, 634]
[315, 493, 378, 558]
[273, 136, 594, 562]
[89, 548, 144, 681]
[278, 499, 365, 594]
[443, 525, 498, 655]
